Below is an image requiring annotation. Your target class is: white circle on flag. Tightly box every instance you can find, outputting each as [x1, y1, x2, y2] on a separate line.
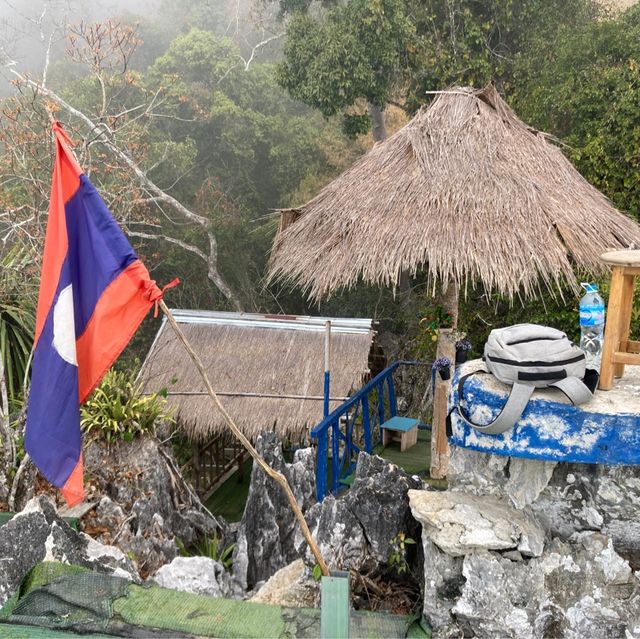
[52, 284, 78, 366]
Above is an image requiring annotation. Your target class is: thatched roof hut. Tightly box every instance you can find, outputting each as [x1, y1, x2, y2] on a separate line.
[139, 310, 375, 442]
[269, 85, 640, 300]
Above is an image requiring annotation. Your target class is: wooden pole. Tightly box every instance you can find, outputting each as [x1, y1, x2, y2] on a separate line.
[159, 300, 330, 577]
[430, 329, 455, 479]
[430, 282, 459, 479]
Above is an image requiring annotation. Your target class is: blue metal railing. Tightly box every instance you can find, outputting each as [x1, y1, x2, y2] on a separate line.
[311, 361, 425, 501]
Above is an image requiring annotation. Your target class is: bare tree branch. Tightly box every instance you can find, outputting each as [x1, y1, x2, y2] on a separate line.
[128, 231, 208, 262]
[239, 32, 284, 71]
[4, 61, 243, 311]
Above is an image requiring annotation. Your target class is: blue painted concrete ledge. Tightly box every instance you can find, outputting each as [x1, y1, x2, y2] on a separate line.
[448, 360, 640, 465]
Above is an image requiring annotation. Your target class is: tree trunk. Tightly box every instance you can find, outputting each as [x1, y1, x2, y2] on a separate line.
[368, 103, 387, 143]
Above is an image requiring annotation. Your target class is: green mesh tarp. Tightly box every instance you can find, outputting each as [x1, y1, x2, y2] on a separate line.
[0, 562, 429, 639]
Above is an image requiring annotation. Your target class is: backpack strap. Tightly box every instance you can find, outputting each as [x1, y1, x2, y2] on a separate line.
[451, 370, 597, 436]
[452, 370, 534, 434]
[550, 376, 594, 405]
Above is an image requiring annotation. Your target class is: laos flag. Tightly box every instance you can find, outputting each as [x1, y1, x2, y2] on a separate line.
[26, 122, 170, 507]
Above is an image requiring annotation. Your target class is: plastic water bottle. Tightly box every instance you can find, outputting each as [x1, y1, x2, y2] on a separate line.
[579, 283, 605, 371]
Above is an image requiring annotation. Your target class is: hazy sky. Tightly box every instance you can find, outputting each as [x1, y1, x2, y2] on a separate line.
[0, 0, 162, 93]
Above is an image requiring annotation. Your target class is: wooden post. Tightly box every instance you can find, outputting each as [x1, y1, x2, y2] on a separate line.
[430, 328, 456, 478]
[430, 281, 459, 479]
[159, 300, 329, 577]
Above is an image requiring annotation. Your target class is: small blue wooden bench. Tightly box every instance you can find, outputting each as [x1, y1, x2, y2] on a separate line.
[381, 416, 420, 452]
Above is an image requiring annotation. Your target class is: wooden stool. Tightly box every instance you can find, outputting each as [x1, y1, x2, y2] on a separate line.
[381, 416, 419, 452]
[599, 250, 640, 390]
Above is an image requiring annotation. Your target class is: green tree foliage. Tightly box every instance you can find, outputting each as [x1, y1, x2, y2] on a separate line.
[277, 0, 413, 134]
[148, 28, 321, 210]
[511, 5, 640, 220]
[274, 0, 602, 132]
[405, 0, 600, 107]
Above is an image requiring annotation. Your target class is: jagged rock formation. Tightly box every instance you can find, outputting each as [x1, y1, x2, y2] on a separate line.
[233, 436, 424, 591]
[233, 433, 316, 590]
[9, 436, 223, 580]
[295, 452, 423, 572]
[81, 436, 222, 578]
[410, 447, 640, 638]
[448, 447, 640, 567]
[0, 496, 137, 607]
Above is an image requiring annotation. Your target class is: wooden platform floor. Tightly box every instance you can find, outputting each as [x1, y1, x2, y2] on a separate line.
[376, 427, 447, 489]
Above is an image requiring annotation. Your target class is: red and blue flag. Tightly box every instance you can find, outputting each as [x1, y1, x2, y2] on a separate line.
[26, 122, 172, 507]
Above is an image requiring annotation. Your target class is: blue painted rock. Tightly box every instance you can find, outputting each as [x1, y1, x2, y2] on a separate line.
[447, 360, 640, 567]
[449, 360, 640, 465]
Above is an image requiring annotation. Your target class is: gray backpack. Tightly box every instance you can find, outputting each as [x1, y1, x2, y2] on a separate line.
[454, 324, 596, 434]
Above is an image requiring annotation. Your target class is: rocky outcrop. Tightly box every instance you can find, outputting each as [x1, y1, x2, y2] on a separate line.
[448, 447, 640, 567]
[296, 452, 423, 573]
[411, 447, 640, 638]
[249, 559, 318, 608]
[450, 534, 640, 639]
[152, 555, 240, 598]
[233, 434, 316, 590]
[0, 496, 137, 607]
[233, 437, 423, 589]
[81, 436, 222, 578]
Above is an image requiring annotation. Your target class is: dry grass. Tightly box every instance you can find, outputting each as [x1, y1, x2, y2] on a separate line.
[139, 320, 373, 442]
[269, 85, 640, 300]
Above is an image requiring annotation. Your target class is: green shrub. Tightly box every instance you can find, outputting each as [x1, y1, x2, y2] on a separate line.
[176, 533, 235, 571]
[0, 245, 36, 405]
[80, 369, 174, 444]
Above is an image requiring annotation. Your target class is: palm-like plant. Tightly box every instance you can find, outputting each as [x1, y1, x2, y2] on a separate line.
[0, 245, 36, 405]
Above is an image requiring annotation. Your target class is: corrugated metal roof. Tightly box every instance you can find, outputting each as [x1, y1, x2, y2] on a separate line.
[166, 309, 374, 335]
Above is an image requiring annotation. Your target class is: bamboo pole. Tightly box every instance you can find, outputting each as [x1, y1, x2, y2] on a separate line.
[157, 391, 350, 401]
[159, 300, 330, 576]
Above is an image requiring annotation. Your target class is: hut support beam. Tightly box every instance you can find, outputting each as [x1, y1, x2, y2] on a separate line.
[158, 300, 330, 577]
[430, 283, 459, 478]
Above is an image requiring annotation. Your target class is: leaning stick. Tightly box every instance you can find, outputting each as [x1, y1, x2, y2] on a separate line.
[159, 300, 329, 577]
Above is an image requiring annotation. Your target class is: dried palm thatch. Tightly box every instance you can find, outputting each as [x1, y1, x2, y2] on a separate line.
[139, 310, 374, 442]
[269, 85, 640, 300]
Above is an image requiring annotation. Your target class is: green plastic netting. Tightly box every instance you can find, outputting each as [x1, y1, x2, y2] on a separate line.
[0, 562, 429, 639]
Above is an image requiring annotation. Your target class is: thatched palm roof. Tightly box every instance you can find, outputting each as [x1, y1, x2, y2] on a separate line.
[269, 85, 640, 299]
[139, 310, 375, 442]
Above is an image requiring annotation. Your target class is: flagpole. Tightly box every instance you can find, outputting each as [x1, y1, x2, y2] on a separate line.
[158, 299, 330, 577]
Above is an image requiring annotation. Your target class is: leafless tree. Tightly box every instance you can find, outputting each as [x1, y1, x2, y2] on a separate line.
[1, 17, 244, 310]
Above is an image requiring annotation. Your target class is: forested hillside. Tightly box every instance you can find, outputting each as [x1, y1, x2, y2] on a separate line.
[1, 0, 640, 399]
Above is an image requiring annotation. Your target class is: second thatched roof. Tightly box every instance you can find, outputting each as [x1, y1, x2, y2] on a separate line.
[139, 310, 375, 442]
[269, 85, 640, 299]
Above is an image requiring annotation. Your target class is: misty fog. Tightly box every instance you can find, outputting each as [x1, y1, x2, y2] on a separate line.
[0, 0, 272, 96]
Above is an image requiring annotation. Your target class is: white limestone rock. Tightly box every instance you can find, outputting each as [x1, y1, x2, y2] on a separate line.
[249, 559, 318, 608]
[408, 489, 545, 558]
[152, 555, 234, 598]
